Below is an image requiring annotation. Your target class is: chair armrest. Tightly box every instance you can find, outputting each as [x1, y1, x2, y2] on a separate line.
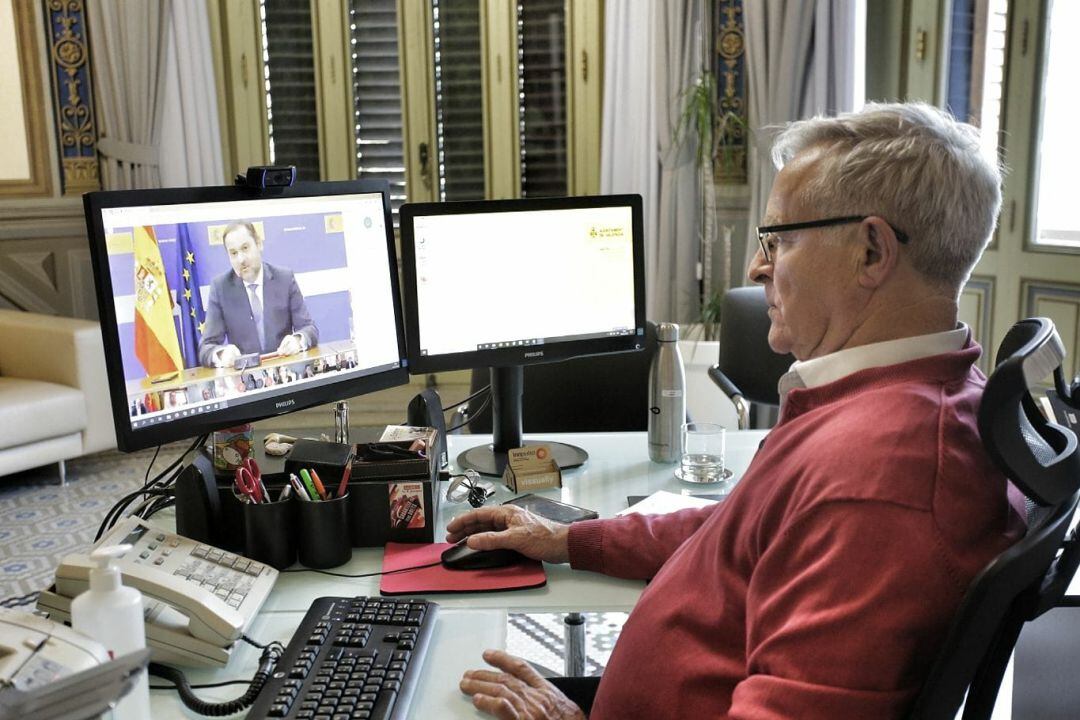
[0, 309, 116, 453]
[708, 365, 751, 430]
[707, 365, 742, 400]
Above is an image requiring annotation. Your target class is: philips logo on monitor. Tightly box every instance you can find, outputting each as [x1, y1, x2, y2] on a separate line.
[524, 351, 544, 358]
[275, 399, 296, 409]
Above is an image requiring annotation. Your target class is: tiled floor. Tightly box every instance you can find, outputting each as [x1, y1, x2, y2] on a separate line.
[508, 611, 627, 677]
[0, 444, 187, 605]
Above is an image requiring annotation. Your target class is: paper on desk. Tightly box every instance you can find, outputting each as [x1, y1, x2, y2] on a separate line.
[380, 425, 433, 441]
[618, 490, 719, 516]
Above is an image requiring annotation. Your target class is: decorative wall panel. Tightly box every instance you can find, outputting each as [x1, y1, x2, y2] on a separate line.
[960, 275, 995, 374]
[44, 0, 99, 194]
[0, 201, 95, 318]
[714, 0, 746, 184]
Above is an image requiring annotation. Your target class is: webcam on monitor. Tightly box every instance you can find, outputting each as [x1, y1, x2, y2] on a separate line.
[236, 165, 297, 190]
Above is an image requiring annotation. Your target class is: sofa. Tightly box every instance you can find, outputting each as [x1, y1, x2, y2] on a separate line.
[0, 309, 116, 482]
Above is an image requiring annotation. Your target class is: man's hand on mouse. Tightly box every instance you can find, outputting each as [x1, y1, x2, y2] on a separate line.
[445, 505, 570, 565]
[461, 649, 585, 720]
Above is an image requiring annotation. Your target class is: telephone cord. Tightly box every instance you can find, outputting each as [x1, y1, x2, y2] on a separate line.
[148, 641, 282, 716]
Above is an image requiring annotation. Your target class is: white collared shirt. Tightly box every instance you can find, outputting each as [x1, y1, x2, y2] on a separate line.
[778, 324, 971, 404]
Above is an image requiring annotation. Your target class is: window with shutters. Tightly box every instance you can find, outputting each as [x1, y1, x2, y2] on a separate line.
[517, 0, 568, 198]
[349, 0, 407, 213]
[945, 0, 1007, 161]
[432, 0, 485, 201]
[218, 0, 601, 206]
[259, 0, 320, 181]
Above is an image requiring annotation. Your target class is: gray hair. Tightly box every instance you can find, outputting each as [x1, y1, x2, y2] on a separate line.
[771, 102, 1003, 291]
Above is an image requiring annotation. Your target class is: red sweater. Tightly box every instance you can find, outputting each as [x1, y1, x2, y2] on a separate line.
[568, 344, 1025, 719]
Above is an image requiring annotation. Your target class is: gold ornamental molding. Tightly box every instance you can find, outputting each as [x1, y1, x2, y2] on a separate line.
[45, 0, 99, 194]
[714, 0, 747, 184]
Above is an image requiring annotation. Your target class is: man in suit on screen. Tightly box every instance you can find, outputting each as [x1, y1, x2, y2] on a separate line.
[198, 221, 319, 368]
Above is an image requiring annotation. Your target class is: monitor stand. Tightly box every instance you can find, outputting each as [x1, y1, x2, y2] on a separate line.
[456, 366, 588, 477]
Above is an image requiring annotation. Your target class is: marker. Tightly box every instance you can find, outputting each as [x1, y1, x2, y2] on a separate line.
[309, 468, 328, 501]
[299, 469, 320, 501]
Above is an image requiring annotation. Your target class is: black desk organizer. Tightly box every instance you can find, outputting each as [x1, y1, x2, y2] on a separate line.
[206, 437, 439, 552]
[215, 470, 290, 554]
[348, 440, 441, 546]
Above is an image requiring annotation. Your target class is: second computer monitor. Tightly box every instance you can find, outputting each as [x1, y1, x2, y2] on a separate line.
[400, 194, 646, 474]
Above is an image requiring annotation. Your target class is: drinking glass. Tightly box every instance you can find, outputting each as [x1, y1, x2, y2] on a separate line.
[676, 422, 732, 485]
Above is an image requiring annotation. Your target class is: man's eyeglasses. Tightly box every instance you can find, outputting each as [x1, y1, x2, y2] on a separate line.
[756, 215, 910, 263]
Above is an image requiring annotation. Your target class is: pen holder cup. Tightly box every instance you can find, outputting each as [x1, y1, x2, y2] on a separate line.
[240, 494, 298, 570]
[296, 492, 352, 569]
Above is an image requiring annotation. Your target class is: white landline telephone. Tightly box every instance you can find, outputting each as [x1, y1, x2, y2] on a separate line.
[0, 608, 151, 720]
[36, 516, 278, 668]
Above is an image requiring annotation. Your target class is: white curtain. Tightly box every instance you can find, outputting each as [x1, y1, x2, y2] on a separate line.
[159, 0, 225, 187]
[601, 0, 704, 324]
[89, 0, 171, 190]
[600, 1, 659, 315]
[742, 0, 859, 270]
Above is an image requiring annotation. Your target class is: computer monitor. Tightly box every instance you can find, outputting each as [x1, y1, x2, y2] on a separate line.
[399, 194, 646, 475]
[85, 179, 408, 452]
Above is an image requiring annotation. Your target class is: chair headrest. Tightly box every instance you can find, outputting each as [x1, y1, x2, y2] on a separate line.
[717, 287, 795, 406]
[979, 318, 1080, 506]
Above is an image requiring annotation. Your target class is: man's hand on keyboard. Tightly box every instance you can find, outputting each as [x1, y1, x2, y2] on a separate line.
[445, 505, 570, 564]
[461, 649, 585, 720]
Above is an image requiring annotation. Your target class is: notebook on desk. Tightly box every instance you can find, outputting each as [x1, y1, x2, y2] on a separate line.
[380, 542, 547, 595]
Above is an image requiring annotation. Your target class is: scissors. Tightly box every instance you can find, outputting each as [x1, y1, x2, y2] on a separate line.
[234, 457, 265, 504]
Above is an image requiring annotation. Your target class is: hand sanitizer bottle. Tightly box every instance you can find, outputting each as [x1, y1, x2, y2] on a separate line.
[648, 322, 686, 462]
[71, 544, 151, 719]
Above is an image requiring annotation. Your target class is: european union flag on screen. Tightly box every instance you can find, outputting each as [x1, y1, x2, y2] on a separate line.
[176, 223, 205, 368]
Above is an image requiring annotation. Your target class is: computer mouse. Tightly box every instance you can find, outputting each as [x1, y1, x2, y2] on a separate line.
[440, 543, 526, 571]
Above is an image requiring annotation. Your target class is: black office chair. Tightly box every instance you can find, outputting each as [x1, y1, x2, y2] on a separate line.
[908, 317, 1080, 720]
[707, 286, 794, 429]
[460, 321, 658, 434]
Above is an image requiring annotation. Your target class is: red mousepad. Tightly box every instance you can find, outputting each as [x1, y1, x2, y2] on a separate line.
[380, 542, 547, 595]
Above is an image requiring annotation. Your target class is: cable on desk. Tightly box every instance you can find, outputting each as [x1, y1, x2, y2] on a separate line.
[143, 443, 162, 488]
[241, 634, 285, 653]
[446, 389, 492, 434]
[285, 561, 444, 582]
[149, 679, 254, 691]
[442, 384, 491, 412]
[95, 434, 207, 541]
[94, 487, 173, 542]
[148, 641, 282, 716]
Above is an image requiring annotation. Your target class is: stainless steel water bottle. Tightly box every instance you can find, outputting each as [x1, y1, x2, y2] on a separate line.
[648, 322, 686, 462]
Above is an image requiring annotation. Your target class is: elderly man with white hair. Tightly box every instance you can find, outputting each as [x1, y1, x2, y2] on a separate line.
[449, 102, 1026, 720]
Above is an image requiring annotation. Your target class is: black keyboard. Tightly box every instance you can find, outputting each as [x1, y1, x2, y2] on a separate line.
[248, 595, 438, 719]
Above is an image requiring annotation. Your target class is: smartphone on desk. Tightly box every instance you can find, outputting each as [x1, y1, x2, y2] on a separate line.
[502, 494, 599, 524]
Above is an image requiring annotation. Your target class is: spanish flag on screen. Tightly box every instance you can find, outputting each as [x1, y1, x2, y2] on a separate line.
[133, 225, 183, 378]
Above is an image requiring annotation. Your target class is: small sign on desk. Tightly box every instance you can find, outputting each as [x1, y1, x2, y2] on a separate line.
[503, 445, 562, 492]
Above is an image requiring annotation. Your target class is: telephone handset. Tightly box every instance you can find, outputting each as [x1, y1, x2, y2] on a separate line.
[37, 516, 278, 668]
[52, 554, 244, 647]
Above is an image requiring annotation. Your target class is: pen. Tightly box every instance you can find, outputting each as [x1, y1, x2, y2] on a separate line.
[290, 473, 312, 501]
[309, 468, 328, 501]
[258, 478, 271, 504]
[335, 464, 351, 500]
[279, 484, 293, 502]
[299, 469, 320, 501]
